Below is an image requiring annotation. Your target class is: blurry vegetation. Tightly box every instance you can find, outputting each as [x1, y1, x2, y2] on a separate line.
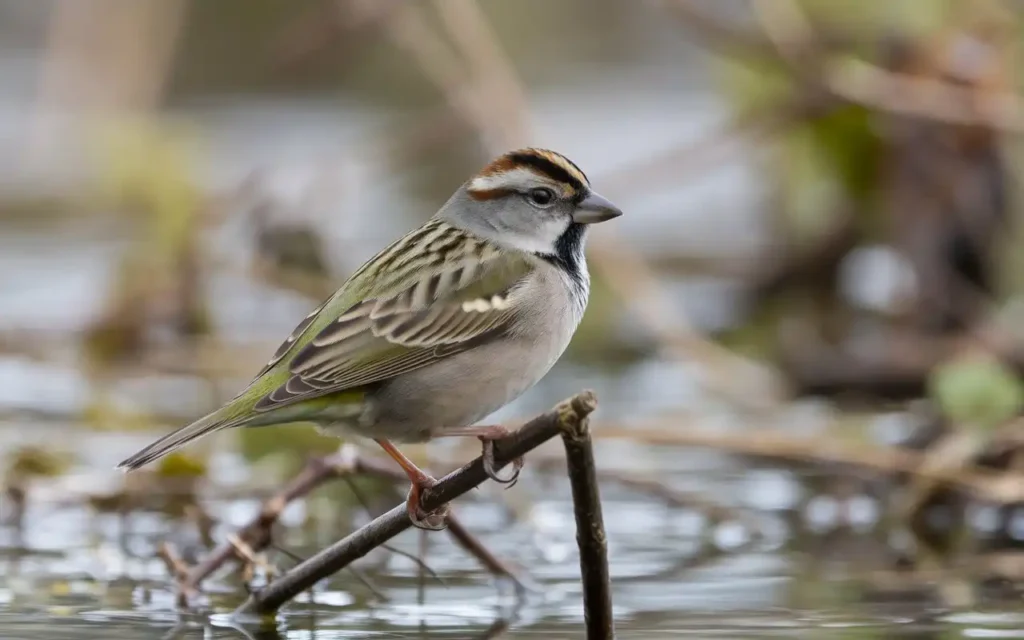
[697, 1, 1024, 406]
[4, 445, 72, 481]
[79, 122, 213, 426]
[2, 0, 1024, 631]
[929, 350, 1024, 431]
[237, 423, 341, 476]
[2, 445, 73, 527]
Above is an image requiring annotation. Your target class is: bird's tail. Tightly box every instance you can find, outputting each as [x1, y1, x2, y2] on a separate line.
[116, 402, 251, 471]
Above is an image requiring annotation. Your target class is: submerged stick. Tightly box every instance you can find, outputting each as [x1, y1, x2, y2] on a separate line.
[235, 391, 598, 616]
[178, 445, 529, 601]
[559, 396, 615, 640]
[181, 444, 397, 593]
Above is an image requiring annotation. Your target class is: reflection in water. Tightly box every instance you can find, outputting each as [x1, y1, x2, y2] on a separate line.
[2, 444, 1023, 638]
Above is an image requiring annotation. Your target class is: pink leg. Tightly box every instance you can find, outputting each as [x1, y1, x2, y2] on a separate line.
[374, 438, 449, 530]
[432, 425, 524, 486]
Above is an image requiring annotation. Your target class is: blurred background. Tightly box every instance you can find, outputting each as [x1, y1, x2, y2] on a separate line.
[2, 0, 1024, 637]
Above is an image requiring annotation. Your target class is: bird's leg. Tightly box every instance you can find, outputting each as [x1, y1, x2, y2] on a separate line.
[431, 425, 523, 487]
[373, 438, 449, 531]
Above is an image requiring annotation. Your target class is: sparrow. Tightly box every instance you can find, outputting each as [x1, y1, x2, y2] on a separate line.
[117, 148, 622, 530]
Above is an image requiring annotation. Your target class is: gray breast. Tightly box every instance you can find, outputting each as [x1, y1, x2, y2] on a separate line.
[362, 262, 586, 442]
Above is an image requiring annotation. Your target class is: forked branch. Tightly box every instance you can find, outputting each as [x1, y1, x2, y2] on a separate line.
[235, 391, 599, 616]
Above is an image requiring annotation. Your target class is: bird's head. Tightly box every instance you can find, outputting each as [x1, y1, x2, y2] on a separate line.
[441, 148, 622, 261]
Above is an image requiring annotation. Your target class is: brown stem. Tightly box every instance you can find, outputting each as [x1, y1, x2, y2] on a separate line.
[593, 424, 1023, 504]
[178, 441, 529, 601]
[181, 448, 365, 592]
[235, 392, 598, 616]
[445, 513, 530, 595]
[558, 395, 615, 640]
[156, 542, 194, 610]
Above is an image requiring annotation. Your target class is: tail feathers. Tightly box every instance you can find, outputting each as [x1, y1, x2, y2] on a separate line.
[116, 408, 248, 471]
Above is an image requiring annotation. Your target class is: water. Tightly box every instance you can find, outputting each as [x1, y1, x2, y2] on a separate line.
[1, 105, 1021, 638]
[3, 437, 1024, 639]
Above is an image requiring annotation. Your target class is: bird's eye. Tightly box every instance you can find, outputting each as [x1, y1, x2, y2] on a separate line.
[527, 188, 555, 207]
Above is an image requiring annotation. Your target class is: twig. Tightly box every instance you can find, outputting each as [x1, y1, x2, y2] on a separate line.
[780, 325, 1024, 401]
[180, 446, 361, 592]
[273, 0, 403, 71]
[661, 0, 1024, 133]
[588, 236, 785, 412]
[177, 442, 512, 599]
[271, 541, 390, 601]
[445, 514, 531, 595]
[558, 396, 614, 640]
[595, 424, 1024, 504]
[234, 392, 598, 616]
[605, 470, 761, 535]
[596, 111, 763, 196]
[438, 0, 788, 413]
[374, 1, 490, 141]
[417, 527, 428, 606]
[474, 615, 516, 640]
[431, 0, 529, 147]
[751, 0, 816, 62]
[532, 455, 762, 537]
[156, 542, 194, 609]
[654, 0, 781, 61]
[825, 58, 1024, 133]
[338, 474, 448, 587]
[380, 542, 446, 587]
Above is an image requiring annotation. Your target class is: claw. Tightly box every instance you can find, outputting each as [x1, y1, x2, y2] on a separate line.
[480, 437, 524, 488]
[406, 478, 450, 531]
[375, 438, 450, 531]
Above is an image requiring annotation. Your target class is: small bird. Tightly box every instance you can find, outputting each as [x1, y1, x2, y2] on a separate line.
[117, 148, 622, 530]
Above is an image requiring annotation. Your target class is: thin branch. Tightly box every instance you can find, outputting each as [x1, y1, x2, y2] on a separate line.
[588, 235, 786, 411]
[431, 0, 529, 147]
[176, 442, 515, 600]
[559, 396, 614, 640]
[603, 469, 762, 535]
[180, 446, 367, 593]
[383, 541, 446, 587]
[156, 542, 194, 610]
[374, 1, 490, 141]
[417, 526, 428, 606]
[653, 0, 781, 60]
[825, 58, 1024, 133]
[272, 0, 404, 71]
[751, 0, 816, 62]
[595, 424, 1024, 504]
[661, 0, 1024, 133]
[442, 0, 790, 413]
[234, 392, 598, 616]
[445, 513, 531, 596]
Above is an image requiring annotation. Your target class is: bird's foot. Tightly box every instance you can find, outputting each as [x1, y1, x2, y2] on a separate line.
[476, 426, 524, 488]
[406, 475, 450, 531]
[373, 438, 450, 531]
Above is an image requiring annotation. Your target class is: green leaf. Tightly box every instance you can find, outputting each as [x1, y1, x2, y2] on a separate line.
[5, 446, 73, 480]
[928, 354, 1024, 430]
[156, 451, 208, 479]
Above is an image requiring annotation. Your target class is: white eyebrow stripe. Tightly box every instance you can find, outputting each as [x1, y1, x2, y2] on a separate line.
[468, 167, 560, 193]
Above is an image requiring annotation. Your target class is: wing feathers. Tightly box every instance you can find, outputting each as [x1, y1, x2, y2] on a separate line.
[253, 228, 532, 413]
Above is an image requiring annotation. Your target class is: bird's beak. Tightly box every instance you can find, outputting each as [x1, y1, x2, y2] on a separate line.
[573, 191, 623, 224]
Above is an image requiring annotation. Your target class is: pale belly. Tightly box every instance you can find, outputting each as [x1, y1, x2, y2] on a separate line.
[348, 332, 568, 442]
[320, 263, 585, 443]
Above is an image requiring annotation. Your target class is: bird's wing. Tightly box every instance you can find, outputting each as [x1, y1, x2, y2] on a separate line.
[252, 226, 533, 413]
